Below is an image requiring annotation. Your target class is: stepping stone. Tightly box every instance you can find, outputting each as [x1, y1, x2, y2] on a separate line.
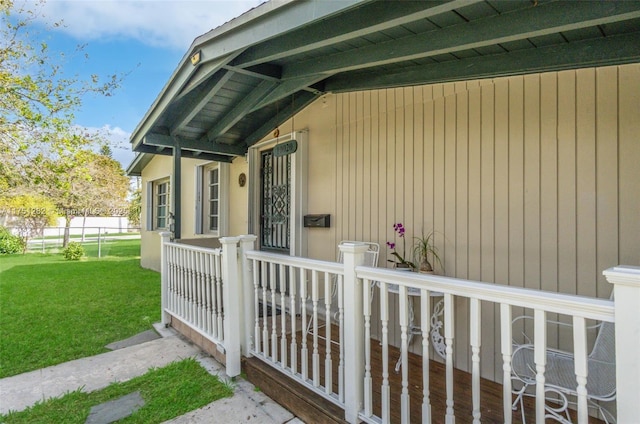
[85, 391, 144, 424]
[105, 330, 160, 350]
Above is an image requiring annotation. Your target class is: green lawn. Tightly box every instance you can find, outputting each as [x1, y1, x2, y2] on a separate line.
[0, 239, 160, 378]
[0, 358, 234, 423]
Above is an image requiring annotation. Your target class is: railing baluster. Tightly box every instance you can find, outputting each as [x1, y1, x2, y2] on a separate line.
[573, 316, 588, 423]
[199, 252, 205, 331]
[187, 250, 194, 323]
[363, 278, 372, 417]
[380, 281, 390, 424]
[215, 253, 223, 340]
[324, 271, 332, 395]
[270, 262, 278, 362]
[399, 285, 410, 424]
[195, 251, 202, 329]
[289, 265, 298, 375]
[421, 289, 432, 423]
[534, 309, 547, 424]
[280, 264, 287, 369]
[253, 259, 260, 354]
[445, 293, 455, 424]
[312, 270, 320, 387]
[338, 274, 345, 403]
[470, 298, 482, 424]
[206, 251, 212, 335]
[261, 261, 269, 357]
[300, 268, 308, 380]
[500, 303, 513, 424]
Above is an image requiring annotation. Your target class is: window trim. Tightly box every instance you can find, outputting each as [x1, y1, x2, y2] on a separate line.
[195, 162, 228, 237]
[148, 177, 170, 231]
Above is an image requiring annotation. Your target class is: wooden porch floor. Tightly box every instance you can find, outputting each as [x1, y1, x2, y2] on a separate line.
[247, 322, 602, 424]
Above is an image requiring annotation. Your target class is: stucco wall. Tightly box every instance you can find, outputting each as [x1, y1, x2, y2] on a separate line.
[140, 154, 249, 271]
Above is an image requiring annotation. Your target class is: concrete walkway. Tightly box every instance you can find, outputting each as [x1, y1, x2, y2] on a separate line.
[0, 325, 302, 423]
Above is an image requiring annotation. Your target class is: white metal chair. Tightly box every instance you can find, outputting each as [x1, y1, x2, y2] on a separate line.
[305, 241, 380, 343]
[511, 316, 616, 423]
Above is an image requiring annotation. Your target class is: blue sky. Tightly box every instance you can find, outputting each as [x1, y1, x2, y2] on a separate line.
[27, 0, 263, 168]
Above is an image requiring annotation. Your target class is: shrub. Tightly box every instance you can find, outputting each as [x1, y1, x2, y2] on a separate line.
[62, 242, 85, 260]
[0, 226, 25, 254]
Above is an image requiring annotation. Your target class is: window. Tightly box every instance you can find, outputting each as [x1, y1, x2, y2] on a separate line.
[155, 180, 169, 229]
[206, 167, 219, 232]
[146, 178, 170, 231]
[195, 163, 227, 236]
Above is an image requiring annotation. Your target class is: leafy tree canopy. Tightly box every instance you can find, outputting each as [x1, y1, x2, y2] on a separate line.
[0, 0, 122, 191]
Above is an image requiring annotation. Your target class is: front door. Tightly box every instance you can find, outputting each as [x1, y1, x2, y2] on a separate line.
[260, 148, 291, 252]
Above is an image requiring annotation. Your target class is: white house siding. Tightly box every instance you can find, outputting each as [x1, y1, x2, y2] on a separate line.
[282, 63, 640, 380]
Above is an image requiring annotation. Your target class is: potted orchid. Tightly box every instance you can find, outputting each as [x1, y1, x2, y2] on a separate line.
[386, 223, 416, 270]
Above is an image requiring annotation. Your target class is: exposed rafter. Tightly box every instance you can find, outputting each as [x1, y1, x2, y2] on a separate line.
[205, 80, 278, 142]
[233, 0, 481, 69]
[326, 32, 640, 92]
[244, 91, 318, 147]
[171, 71, 234, 134]
[250, 75, 326, 113]
[129, 0, 640, 176]
[283, 1, 640, 79]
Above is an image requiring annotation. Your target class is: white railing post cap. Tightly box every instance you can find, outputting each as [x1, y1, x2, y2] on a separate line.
[159, 231, 172, 239]
[339, 241, 370, 254]
[239, 234, 258, 242]
[603, 265, 640, 287]
[219, 236, 241, 245]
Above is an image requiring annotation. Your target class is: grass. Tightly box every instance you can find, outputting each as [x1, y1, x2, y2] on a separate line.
[0, 239, 160, 378]
[0, 358, 234, 423]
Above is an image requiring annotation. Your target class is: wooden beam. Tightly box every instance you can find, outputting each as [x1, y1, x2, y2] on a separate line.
[222, 64, 281, 82]
[250, 75, 325, 112]
[234, 0, 480, 68]
[205, 80, 278, 141]
[173, 140, 182, 239]
[134, 143, 236, 163]
[326, 32, 640, 92]
[172, 70, 234, 133]
[244, 91, 318, 147]
[143, 133, 247, 156]
[284, 1, 640, 79]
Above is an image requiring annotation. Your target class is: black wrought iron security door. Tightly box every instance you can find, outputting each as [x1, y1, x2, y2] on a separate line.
[260, 149, 291, 252]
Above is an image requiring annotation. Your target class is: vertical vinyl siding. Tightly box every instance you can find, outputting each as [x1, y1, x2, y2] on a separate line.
[315, 64, 639, 380]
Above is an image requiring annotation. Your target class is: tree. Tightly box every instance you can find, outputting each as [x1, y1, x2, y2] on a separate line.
[0, 0, 121, 192]
[128, 187, 142, 228]
[0, 194, 58, 253]
[41, 150, 130, 247]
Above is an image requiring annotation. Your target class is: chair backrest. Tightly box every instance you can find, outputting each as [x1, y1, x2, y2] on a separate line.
[585, 321, 616, 399]
[337, 241, 380, 267]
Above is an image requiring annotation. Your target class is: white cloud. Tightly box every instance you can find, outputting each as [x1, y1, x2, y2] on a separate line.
[77, 124, 134, 169]
[36, 0, 264, 50]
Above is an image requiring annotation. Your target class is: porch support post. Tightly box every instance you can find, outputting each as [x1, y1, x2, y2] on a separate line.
[239, 234, 258, 356]
[603, 265, 640, 423]
[172, 142, 181, 240]
[220, 236, 241, 377]
[340, 242, 369, 423]
[159, 232, 172, 326]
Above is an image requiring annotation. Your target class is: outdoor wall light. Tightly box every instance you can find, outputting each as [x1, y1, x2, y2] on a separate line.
[190, 51, 201, 66]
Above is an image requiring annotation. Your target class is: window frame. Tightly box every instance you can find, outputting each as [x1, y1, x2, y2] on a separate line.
[149, 177, 170, 231]
[195, 162, 228, 237]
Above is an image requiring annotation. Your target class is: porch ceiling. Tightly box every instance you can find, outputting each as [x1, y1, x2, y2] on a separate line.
[128, 0, 640, 174]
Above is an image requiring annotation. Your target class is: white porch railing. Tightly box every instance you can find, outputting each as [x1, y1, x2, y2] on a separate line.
[159, 235, 640, 424]
[159, 233, 244, 376]
[244, 249, 346, 408]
